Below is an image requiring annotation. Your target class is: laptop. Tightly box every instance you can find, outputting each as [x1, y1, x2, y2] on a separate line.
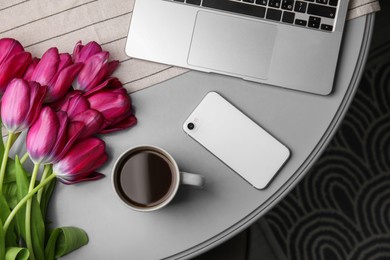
[125, 0, 350, 95]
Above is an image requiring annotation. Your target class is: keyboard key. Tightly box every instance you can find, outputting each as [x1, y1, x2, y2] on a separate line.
[308, 18, 320, 28]
[186, 0, 201, 5]
[243, 0, 255, 3]
[268, 0, 281, 8]
[295, 19, 307, 26]
[304, 0, 314, 1]
[309, 16, 321, 22]
[316, 0, 328, 4]
[173, 0, 185, 2]
[307, 3, 336, 18]
[266, 8, 282, 21]
[294, 1, 307, 13]
[256, 0, 268, 5]
[321, 24, 333, 31]
[308, 22, 320, 28]
[282, 11, 295, 23]
[202, 0, 267, 18]
[281, 0, 294, 10]
[328, 0, 338, 6]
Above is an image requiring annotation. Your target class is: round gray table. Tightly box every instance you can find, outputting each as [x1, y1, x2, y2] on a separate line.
[51, 14, 375, 259]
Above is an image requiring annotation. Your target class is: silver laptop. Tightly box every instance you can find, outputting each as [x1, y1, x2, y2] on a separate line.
[125, 0, 349, 95]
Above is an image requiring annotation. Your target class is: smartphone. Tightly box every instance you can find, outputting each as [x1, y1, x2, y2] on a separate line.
[183, 92, 290, 189]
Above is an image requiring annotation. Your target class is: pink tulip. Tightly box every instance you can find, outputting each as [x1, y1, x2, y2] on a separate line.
[53, 138, 107, 184]
[26, 107, 85, 164]
[0, 38, 32, 94]
[0, 38, 24, 64]
[73, 41, 102, 63]
[25, 47, 83, 103]
[87, 87, 137, 133]
[26, 107, 68, 164]
[72, 41, 118, 92]
[1, 79, 46, 133]
[58, 92, 104, 139]
[71, 109, 104, 139]
[59, 92, 90, 119]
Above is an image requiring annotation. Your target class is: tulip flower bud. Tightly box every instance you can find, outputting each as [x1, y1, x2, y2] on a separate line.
[0, 38, 24, 65]
[72, 41, 118, 93]
[53, 138, 107, 184]
[71, 109, 104, 139]
[87, 87, 137, 133]
[1, 79, 46, 133]
[26, 107, 68, 164]
[59, 92, 89, 119]
[0, 38, 32, 94]
[27, 47, 83, 103]
[73, 41, 102, 63]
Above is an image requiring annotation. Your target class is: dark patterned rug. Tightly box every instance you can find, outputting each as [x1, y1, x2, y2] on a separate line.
[262, 10, 390, 260]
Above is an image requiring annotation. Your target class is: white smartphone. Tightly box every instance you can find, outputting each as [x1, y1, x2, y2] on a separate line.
[183, 92, 290, 189]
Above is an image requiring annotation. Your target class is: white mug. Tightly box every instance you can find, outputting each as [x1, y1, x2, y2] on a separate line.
[112, 145, 205, 212]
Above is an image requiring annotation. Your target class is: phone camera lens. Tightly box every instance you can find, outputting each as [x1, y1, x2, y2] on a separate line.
[187, 122, 195, 130]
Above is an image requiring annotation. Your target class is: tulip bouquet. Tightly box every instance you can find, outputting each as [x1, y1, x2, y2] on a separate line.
[0, 38, 136, 260]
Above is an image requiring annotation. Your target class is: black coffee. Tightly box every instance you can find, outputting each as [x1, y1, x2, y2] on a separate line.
[116, 149, 175, 208]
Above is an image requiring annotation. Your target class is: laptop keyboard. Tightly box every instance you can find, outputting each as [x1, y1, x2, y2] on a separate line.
[170, 0, 338, 32]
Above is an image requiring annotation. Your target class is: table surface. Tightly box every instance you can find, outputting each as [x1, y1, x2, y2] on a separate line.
[49, 14, 375, 260]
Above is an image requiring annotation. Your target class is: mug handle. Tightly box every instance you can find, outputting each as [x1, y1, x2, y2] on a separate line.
[180, 172, 205, 188]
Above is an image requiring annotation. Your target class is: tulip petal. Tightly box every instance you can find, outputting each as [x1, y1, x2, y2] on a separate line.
[53, 138, 107, 183]
[58, 121, 85, 159]
[72, 109, 104, 139]
[50, 111, 69, 163]
[31, 47, 59, 86]
[1, 79, 30, 131]
[75, 52, 110, 91]
[26, 107, 59, 163]
[57, 53, 73, 71]
[100, 114, 137, 134]
[107, 60, 119, 75]
[60, 93, 90, 119]
[26, 81, 47, 126]
[84, 77, 122, 96]
[58, 172, 105, 185]
[0, 38, 24, 66]
[23, 58, 39, 81]
[73, 41, 102, 63]
[45, 63, 83, 103]
[88, 88, 131, 123]
[0, 52, 32, 93]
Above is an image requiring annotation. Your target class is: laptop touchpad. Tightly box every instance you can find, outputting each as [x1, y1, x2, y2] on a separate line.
[188, 11, 277, 80]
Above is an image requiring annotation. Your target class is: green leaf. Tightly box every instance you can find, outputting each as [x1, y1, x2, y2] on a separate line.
[0, 193, 10, 223]
[45, 227, 89, 260]
[0, 219, 5, 260]
[13, 158, 29, 241]
[30, 198, 45, 260]
[5, 247, 29, 260]
[38, 167, 56, 219]
[0, 194, 17, 247]
[3, 182, 18, 209]
[39, 178, 56, 220]
[14, 158, 45, 259]
[3, 160, 16, 184]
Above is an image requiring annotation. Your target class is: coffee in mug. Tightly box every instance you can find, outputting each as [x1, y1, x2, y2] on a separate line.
[112, 145, 205, 212]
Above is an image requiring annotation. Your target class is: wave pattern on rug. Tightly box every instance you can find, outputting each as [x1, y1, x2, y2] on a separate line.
[264, 42, 390, 260]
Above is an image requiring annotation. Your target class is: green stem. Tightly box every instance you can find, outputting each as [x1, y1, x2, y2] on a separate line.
[0, 132, 15, 193]
[25, 163, 40, 260]
[37, 165, 51, 203]
[3, 174, 56, 234]
[20, 152, 29, 165]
